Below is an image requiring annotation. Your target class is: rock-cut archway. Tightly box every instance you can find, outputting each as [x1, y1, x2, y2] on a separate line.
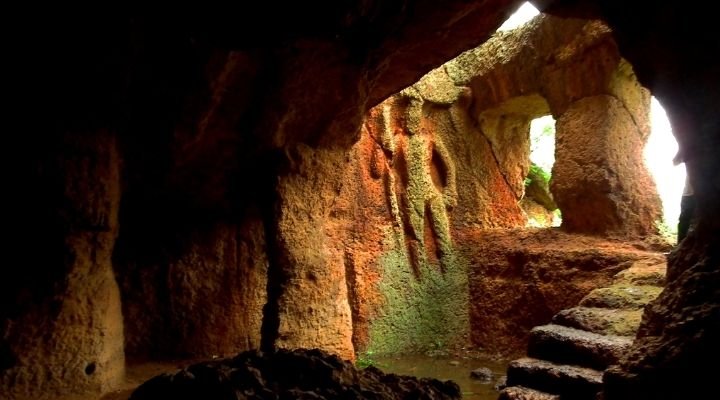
[461, 15, 661, 237]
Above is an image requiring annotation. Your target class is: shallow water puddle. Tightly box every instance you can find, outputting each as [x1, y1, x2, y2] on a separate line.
[371, 354, 509, 399]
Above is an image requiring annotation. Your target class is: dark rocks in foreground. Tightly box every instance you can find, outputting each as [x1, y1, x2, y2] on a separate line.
[130, 348, 461, 400]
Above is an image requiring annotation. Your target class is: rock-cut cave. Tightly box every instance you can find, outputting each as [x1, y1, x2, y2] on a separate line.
[2, 1, 718, 400]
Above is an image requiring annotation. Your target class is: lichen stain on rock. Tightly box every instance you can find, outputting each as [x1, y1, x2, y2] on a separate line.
[352, 64, 526, 356]
[364, 228, 469, 356]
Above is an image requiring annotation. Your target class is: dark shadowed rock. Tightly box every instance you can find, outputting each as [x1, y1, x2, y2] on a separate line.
[130, 348, 461, 400]
[527, 324, 632, 370]
[499, 385, 560, 400]
[494, 375, 508, 391]
[506, 357, 602, 399]
[470, 367, 493, 382]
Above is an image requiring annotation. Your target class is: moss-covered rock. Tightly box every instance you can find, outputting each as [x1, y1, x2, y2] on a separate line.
[552, 307, 643, 337]
[579, 285, 663, 309]
[525, 164, 557, 211]
[363, 228, 469, 356]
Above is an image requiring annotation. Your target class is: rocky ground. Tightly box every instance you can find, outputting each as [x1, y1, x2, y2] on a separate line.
[95, 229, 670, 400]
[499, 259, 667, 399]
[463, 227, 669, 357]
[109, 349, 460, 400]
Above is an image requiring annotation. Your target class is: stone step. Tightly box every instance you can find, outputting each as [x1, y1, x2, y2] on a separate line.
[527, 324, 632, 370]
[579, 284, 663, 309]
[506, 357, 603, 400]
[613, 262, 666, 287]
[552, 306, 643, 336]
[498, 385, 560, 400]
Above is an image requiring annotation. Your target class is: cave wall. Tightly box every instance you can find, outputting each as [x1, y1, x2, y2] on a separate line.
[3, 3, 526, 398]
[2, 1, 719, 399]
[112, 42, 272, 360]
[348, 68, 527, 355]
[2, 132, 125, 399]
[465, 229, 665, 357]
[534, 1, 720, 399]
[119, 220, 267, 358]
[343, 13, 662, 354]
[554, 93, 658, 236]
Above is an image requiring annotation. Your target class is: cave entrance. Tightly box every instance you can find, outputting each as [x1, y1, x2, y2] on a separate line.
[497, 1, 539, 32]
[644, 96, 684, 242]
[522, 115, 561, 227]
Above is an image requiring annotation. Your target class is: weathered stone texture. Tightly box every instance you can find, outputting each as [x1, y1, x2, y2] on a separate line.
[2, 133, 125, 399]
[457, 15, 660, 238]
[552, 95, 661, 236]
[270, 146, 356, 360]
[3, 2, 720, 399]
[120, 220, 267, 359]
[465, 228, 664, 357]
[603, 229, 720, 399]
[350, 66, 528, 355]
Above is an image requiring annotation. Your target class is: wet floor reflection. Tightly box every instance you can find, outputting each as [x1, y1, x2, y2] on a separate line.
[372, 354, 509, 399]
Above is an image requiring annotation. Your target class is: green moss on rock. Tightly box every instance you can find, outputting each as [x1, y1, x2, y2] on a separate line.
[579, 285, 663, 309]
[365, 228, 469, 356]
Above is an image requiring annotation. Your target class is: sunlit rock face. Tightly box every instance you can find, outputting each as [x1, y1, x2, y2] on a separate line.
[350, 14, 656, 355]
[553, 93, 660, 237]
[348, 67, 527, 356]
[451, 14, 661, 238]
[347, 14, 662, 358]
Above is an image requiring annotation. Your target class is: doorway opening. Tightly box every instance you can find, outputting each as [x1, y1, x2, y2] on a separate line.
[522, 115, 561, 227]
[644, 96, 684, 242]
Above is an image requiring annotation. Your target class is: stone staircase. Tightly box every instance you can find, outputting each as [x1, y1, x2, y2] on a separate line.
[498, 260, 667, 400]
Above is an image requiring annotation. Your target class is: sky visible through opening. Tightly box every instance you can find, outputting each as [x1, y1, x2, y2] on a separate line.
[645, 97, 684, 235]
[529, 106, 682, 235]
[497, 2, 539, 31]
[529, 115, 555, 173]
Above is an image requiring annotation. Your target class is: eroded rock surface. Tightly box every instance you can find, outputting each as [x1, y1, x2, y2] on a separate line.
[349, 57, 529, 356]
[502, 251, 667, 398]
[351, 13, 665, 357]
[552, 95, 660, 236]
[603, 230, 720, 399]
[452, 15, 660, 238]
[3, 2, 720, 400]
[465, 228, 664, 356]
[2, 133, 125, 399]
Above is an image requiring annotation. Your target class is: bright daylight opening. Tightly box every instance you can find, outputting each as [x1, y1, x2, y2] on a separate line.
[526, 115, 560, 227]
[529, 116, 556, 181]
[645, 96, 684, 240]
[497, 2, 540, 32]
